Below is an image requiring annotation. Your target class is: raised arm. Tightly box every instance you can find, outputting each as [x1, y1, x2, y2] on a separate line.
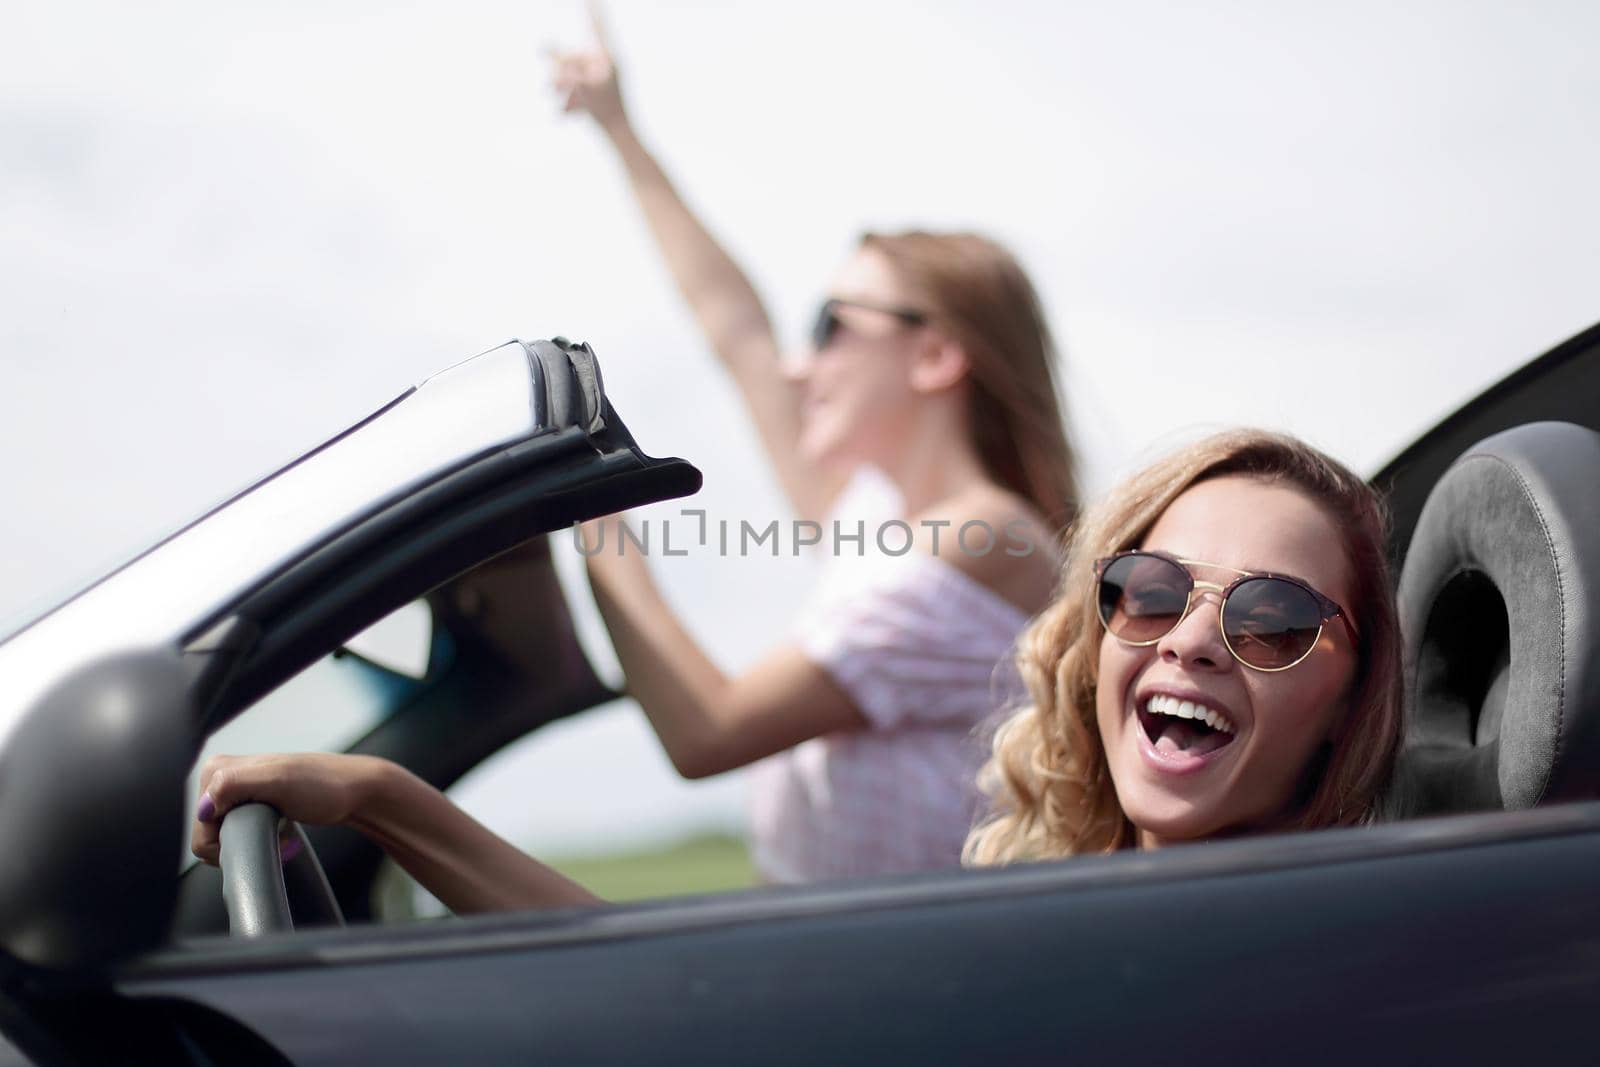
[580, 516, 868, 779]
[550, 7, 845, 522]
[193, 753, 598, 913]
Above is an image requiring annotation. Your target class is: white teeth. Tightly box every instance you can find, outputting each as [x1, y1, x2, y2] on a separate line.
[1145, 693, 1235, 735]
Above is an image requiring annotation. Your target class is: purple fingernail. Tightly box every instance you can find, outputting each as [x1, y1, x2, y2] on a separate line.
[279, 838, 303, 862]
[197, 793, 216, 822]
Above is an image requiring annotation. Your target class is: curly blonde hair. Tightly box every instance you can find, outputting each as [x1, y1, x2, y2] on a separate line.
[964, 429, 1403, 864]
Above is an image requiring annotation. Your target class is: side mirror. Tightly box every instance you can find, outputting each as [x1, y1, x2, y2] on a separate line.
[0, 650, 194, 970]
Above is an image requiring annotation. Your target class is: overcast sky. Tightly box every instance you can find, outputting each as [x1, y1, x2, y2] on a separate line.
[6, 1, 1600, 855]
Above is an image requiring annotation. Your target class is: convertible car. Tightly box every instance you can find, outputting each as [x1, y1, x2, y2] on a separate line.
[0, 328, 1597, 1065]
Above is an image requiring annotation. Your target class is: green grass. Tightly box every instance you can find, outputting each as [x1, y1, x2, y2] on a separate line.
[545, 832, 755, 902]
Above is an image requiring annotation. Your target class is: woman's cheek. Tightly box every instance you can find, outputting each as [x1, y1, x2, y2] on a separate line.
[1094, 633, 1135, 741]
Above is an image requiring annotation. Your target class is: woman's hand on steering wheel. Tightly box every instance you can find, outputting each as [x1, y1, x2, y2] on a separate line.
[192, 752, 385, 866]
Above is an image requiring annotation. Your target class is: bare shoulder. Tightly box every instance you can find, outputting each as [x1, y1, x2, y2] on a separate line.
[907, 485, 1063, 616]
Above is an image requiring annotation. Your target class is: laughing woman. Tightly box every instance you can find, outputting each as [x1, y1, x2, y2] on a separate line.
[965, 430, 1404, 863]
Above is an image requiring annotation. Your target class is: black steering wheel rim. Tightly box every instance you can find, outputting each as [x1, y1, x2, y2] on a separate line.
[218, 802, 345, 936]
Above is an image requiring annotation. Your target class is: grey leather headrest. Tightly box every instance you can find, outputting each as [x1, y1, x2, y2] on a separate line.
[1385, 421, 1600, 817]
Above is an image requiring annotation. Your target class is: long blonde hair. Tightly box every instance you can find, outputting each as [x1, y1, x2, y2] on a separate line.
[964, 429, 1403, 864]
[861, 231, 1079, 529]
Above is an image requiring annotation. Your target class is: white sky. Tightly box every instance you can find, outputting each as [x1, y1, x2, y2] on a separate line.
[6, 1, 1600, 855]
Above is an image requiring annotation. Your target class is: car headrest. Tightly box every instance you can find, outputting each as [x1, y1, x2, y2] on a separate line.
[1384, 421, 1600, 818]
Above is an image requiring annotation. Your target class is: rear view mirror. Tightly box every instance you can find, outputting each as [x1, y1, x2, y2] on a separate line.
[342, 600, 434, 680]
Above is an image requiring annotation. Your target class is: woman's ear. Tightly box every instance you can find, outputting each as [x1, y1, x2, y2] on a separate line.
[909, 335, 971, 393]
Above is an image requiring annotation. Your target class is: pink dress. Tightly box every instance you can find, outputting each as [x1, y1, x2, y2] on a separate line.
[748, 545, 1031, 883]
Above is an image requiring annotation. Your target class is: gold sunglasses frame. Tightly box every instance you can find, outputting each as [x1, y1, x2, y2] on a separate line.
[1093, 551, 1359, 673]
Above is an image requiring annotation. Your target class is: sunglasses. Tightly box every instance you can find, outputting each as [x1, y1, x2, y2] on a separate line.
[809, 298, 928, 351]
[1093, 550, 1358, 672]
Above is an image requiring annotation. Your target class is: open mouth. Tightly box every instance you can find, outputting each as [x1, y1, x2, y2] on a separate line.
[1137, 693, 1238, 759]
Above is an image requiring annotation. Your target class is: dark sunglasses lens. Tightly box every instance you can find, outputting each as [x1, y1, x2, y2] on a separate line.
[1098, 554, 1191, 643]
[810, 304, 840, 350]
[1221, 577, 1325, 668]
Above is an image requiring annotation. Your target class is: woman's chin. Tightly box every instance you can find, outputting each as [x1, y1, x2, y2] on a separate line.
[1122, 798, 1225, 848]
[797, 428, 860, 473]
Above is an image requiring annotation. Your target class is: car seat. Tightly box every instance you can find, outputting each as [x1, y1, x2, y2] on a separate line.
[1383, 421, 1600, 817]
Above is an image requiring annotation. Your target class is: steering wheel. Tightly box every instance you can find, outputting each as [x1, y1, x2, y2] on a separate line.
[217, 803, 346, 936]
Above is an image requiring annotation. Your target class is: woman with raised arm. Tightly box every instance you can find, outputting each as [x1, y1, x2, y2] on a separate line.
[551, 11, 1079, 884]
[188, 10, 1083, 901]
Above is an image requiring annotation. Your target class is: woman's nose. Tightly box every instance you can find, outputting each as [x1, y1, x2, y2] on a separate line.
[780, 350, 812, 384]
[1155, 592, 1232, 671]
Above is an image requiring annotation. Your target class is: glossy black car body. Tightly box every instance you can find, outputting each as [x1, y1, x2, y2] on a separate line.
[2, 329, 1598, 1066]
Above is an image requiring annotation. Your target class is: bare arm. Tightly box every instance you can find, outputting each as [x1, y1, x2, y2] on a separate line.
[581, 516, 867, 779]
[193, 753, 598, 913]
[551, 10, 845, 522]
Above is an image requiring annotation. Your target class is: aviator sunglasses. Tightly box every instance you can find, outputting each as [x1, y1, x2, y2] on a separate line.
[1094, 550, 1359, 672]
[809, 298, 928, 351]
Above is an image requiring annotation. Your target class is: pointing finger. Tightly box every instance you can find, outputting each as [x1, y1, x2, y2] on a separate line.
[587, 0, 614, 55]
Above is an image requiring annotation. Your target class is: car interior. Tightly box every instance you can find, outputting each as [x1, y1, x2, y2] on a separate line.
[155, 322, 1600, 938]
